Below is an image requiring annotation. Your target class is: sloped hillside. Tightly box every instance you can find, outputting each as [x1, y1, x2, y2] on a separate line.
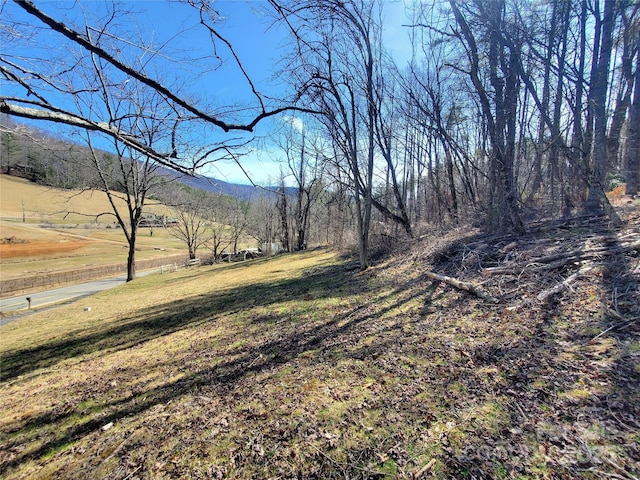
[0, 206, 638, 479]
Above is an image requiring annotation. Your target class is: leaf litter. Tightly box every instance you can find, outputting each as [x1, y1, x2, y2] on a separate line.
[0, 208, 639, 479]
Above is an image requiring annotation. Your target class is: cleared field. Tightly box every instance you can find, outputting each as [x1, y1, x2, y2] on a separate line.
[0, 222, 185, 279]
[0, 222, 74, 243]
[0, 174, 168, 223]
[0, 175, 188, 285]
[1, 241, 90, 259]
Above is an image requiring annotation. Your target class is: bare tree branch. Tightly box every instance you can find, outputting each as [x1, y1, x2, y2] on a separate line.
[0, 98, 194, 175]
[13, 0, 316, 134]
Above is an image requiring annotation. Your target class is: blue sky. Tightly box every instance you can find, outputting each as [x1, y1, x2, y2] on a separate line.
[149, 0, 415, 186]
[2, 0, 414, 186]
[130, 1, 300, 185]
[188, 0, 414, 185]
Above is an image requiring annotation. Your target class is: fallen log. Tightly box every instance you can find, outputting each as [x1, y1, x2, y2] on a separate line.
[422, 270, 499, 303]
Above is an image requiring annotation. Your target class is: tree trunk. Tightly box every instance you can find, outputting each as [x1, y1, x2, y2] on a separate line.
[586, 0, 616, 213]
[607, 13, 636, 168]
[570, 0, 589, 201]
[126, 229, 137, 282]
[503, 46, 526, 234]
[277, 180, 289, 253]
[549, 0, 570, 209]
[530, 0, 558, 201]
[625, 31, 640, 196]
[444, 139, 458, 224]
[450, 0, 525, 234]
[353, 175, 368, 270]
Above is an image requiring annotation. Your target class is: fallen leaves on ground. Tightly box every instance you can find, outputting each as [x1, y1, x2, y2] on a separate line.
[1, 210, 639, 479]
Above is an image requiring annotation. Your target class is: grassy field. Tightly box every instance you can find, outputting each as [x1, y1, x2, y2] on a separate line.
[0, 174, 170, 224]
[1, 208, 639, 479]
[0, 175, 187, 280]
[0, 174, 253, 284]
[0, 222, 184, 279]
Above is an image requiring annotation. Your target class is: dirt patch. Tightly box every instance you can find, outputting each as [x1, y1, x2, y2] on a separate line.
[0, 241, 90, 259]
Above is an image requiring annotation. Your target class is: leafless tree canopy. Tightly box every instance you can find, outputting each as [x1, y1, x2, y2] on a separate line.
[2, 0, 639, 269]
[0, 0, 312, 174]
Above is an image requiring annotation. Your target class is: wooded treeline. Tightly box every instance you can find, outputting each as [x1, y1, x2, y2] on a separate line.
[271, 0, 640, 268]
[1, 0, 639, 271]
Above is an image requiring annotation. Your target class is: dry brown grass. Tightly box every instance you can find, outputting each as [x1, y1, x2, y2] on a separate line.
[0, 176, 261, 288]
[1, 208, 639, 480]
[0, 174, 169, 223]
[0, 226, 185, 281]
[0, 241, 90, 259]
[0, 175, 193, 283]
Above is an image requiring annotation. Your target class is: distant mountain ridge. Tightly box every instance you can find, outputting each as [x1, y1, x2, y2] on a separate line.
[157, 166, 296, 201]
[176, 172, 280, 201]
[0, 117, 295, 202]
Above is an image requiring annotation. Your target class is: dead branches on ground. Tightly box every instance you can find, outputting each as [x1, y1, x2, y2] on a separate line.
[421, 270, 499, 303]
[481, 239, 640, 277]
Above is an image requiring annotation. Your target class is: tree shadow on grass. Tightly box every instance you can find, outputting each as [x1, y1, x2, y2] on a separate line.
[591, 220, 640, 459]
[0, 262, 427, 473]
[4, 219, 637, 478]
[312, 215, 640, 478]
[0, 261, 350, 382]
[429, 216, 640, 478]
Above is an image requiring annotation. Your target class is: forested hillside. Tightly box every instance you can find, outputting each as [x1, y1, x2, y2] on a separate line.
[1, 0, 639, 271]
[0, 117, 274, 201]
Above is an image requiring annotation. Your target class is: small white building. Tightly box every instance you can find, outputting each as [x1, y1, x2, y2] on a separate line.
[261, 242, 282, 256]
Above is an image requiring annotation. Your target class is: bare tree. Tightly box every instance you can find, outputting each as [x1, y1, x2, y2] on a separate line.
[275, 174, 290, 253]
[250, 193, 279, 254]
[371, 62, 414, 236]
[606, 4, 639, 171]
[168, 189, 213, 260]
[585, 0, 618, 213]
[278, 118, 325, 250]
[84, 146, 166, 282]
[448, 0, 525, 234]
[70, 19, 179, 282]
[208, 204, 233, 263]
[0, 1, 313, 176]
[228, 196, 251, 254]
[403, 60, 466, 226]
[274, 0, 384, 269]
[319, 164, 351, 247]
[625, 30, 640, 196]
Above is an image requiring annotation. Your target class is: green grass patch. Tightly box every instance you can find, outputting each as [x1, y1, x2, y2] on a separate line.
[1, 240, 638, 479]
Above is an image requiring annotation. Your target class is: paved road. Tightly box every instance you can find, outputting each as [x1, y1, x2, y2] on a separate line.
[0, 269, 155, 325]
